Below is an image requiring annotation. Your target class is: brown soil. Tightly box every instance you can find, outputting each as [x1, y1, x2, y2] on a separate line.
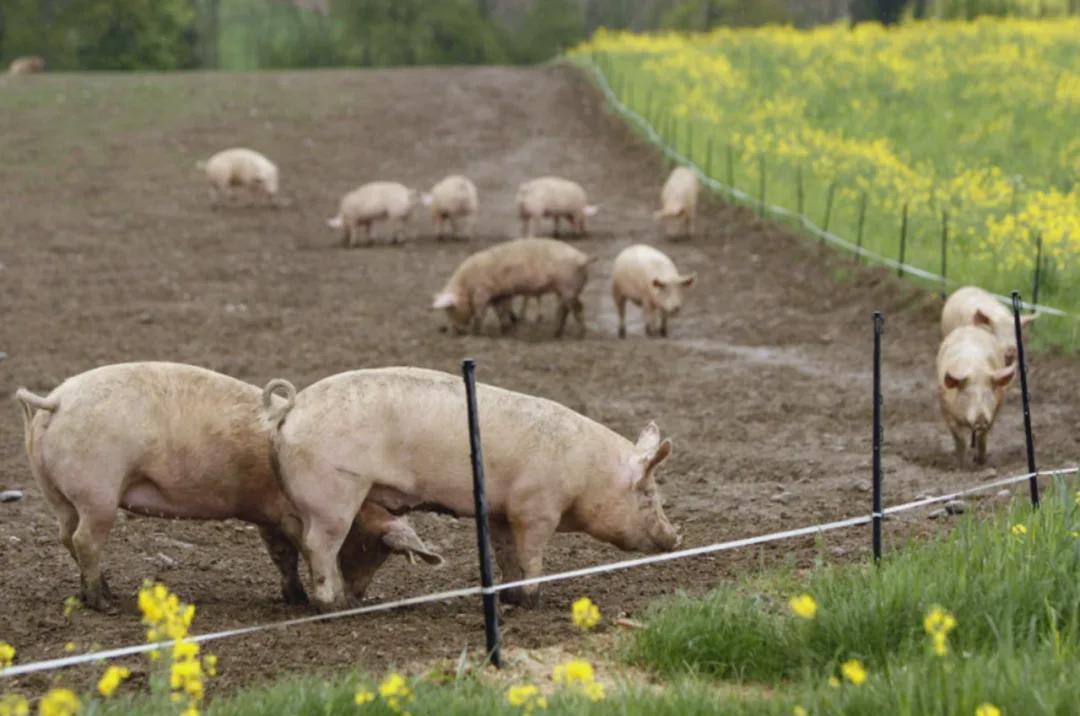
[1, 64, 1077, 696]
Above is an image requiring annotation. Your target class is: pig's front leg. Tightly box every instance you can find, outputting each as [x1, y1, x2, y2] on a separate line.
[490, 521, 525, 605]
[973, 430, 988, 465]
[505, 514, 558, 608]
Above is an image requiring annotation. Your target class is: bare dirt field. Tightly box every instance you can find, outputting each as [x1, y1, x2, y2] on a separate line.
[1, 64, 1077, 694]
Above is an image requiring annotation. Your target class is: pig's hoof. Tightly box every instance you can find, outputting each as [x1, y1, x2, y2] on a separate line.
[499, 587, 540, 608]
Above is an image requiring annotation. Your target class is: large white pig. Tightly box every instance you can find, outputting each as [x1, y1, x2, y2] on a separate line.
[15, 363, 441, 610]
[941, 286, 1037, 366]
[8, 56, 46, 75]
[654, 167, 699, 238]
[612, 244, 696, 338]
[328, 181, 419, 247]
[936, 327, 1015, 465]
[266, 367, 681, 611]
[421, 175, 478, 240]
[197, 148, 280, 207]
[432, 237, 593, 337]
[516, 177, 598, 238]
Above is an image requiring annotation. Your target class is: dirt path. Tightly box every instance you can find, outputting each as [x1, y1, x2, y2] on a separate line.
[0, 65, 1077, 694]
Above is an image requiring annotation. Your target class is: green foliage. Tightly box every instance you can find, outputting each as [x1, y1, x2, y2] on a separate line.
[661, 0, 792, 29]
[513, 0, 587, 64]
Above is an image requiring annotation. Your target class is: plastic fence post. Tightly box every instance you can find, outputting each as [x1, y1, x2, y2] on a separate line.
[1031, 232, 1043, 306]
[758, 155, 766, 218]
[821, 181, 836, 245]
[1010, 292, 1039, 508]
[940, 210, 949, 299]
[461, 359, 502, 667]
[705, 137, 714, 180]
[872, 312, 884, 564]
[897, 202, 909, 278]
[855, 191, 868, 263]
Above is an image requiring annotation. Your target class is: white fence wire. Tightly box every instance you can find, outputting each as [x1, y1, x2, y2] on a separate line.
[2, 465, 1075, 679]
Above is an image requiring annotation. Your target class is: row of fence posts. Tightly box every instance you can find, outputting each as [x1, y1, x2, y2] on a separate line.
[591, 51, 1054, 311]
[463, 288, 1042, 664]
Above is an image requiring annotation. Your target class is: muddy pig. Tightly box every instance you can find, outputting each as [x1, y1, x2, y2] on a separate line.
[516, 177, 598, 238]
[654, 167, 699, 238]
[422, 175, 478, 240]
[936, 327, 1015, 465]
[612, 244, 696, 338]
[265, 367, 681, 611]
[15, 363, 441, 611]
[328, 181, 419, 247]
[432, 237, 593, 337]
[9, 56, 45, 75]
[941, 286, 1037, 366]
[197, 148, 280, 207]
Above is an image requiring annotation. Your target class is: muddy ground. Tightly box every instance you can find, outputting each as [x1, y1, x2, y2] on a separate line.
[0, 65, 1077, 694]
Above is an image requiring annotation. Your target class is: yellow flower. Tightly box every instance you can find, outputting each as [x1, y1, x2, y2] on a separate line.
[97, 665, 131, 698]
[789, 593, 818, 619]
[841, 659, 867, 685]
[62, 597, 81, 620]
[583, 681, 605, 702]
[378, 672, 413, 713]
[0, 693, 30, 716]
[0, 642, 15, 670]
[924, 605, 957, 656]
[63, 643, 76, 654]
[793, 707, 809, 716]
[203, 654, 218, 678]
[179, 707, 199, 716]
[571, 597, 601, 630]
[552, 659, 595, 687]
[975, 704, 1001, 716]
[355, 689, 375, 705]
[173, 640, 199, 662]
[506, 684, 548, 711]
[1011, 523, 1027, 536]
[38, 688, 80, 716]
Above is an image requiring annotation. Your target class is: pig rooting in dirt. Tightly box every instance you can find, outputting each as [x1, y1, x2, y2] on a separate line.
[197, 148, 280, 208]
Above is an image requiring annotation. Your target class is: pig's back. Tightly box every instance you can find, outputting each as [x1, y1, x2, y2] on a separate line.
[941, 287, 1007, 336]
[614, 244, 677, 286]
[662, 168, 697, 203]
[936, 327, 1002, 381]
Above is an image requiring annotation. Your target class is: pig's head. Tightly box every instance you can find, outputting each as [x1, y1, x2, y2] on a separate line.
[974, 309, 1036, 366]
[432, 290, 472, 334]
[592, 422, 681, 554]
[650, 274, 696, 317]
[943, 364, 1015, 435]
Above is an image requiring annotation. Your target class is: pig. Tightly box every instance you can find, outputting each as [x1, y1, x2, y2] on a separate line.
[516, 177, 598, 238]
[14, 362, 441, 611]
[197, 148, 280, 207]
[328, 181, 419, 247]
[612, 244, 696, 338]
[936, 327, 1016, 465]
[941, 286, 1038, 366]
[421, 175, 478, 240]
[265, 367, 681, 611]
[654, 167, 699, 239]
[432, 237, 593, 337]
[8, 56, 46, 75]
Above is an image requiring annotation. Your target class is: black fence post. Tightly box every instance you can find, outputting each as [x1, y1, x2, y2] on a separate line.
[1031, 232, 1043, 306]
[897, 202, 909, 278]
[872, 312, 884, 563]
[855, 191, 868, 263]
[462, 359, 502, 667]
[940, 210, 949, 299]
[1010, 293, 1040, 508]
[821, 182, 836, 245]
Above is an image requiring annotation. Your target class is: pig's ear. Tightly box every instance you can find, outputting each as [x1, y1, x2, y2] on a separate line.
[679, 273, 696, 287]
[432, 292, 456, 310]
[1020, 312, 1039, 328]
[992, 364, 1016, 388]
[973, 309, 992, 326]
[635, 421, 661, 454]
[943, 371, 969, 390]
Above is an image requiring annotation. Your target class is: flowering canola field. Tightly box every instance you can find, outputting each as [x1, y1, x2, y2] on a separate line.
[575, 19, 1080, 345]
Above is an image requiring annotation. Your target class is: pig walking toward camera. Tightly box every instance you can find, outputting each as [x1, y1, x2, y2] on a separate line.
[422, 175, 478, 240]
[654, 167, 699, 239]
[432, 237, 593, 337]
[936, 327, 1015, 465]
[612, 244, 696, 338]
[15, 363, 441, 611]
[516, 177, 598, 238]
[197, 148, 279, 207]
[266, 367, 681, 611]
[328, 181, 419, 247]
[941, 286, 1037, 366]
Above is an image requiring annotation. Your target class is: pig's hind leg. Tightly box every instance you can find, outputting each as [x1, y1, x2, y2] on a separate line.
[258, 525, 308, 605]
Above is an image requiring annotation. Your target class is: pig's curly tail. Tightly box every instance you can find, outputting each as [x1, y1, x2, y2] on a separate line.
[262, 378, 296, 429]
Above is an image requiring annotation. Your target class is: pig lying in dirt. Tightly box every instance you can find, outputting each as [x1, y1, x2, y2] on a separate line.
[936, 327, 1015, 465]
[8, 56, 46, 75]
[654, 167, 699, 239]
[516, 177, 598, 238]
[432, 237, 594, 337]
[197, 148, 280, 207]
[941, 286, 1037, 366]
[422, 175, 478, 240]
[15, 363, 441, 611]
[266, 367, 681, 611]
[328, 181, 419, 247]
[612, 244, 696, 338]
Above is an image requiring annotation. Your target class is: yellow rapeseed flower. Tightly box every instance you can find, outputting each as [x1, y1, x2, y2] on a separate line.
[789, 593, 817, 619]
[571, 597, 601, 630]
[0, 694, 30, 716]
[552, 659, 595, 687]
[378, 672, 413, 714]
[62, 597, 81, 620]
[975, 704, 1001, 716]
[793, 707, 809, 716]
[354, 689, 375, 705]
[924, 605, 957, 656]
[0, 642, 14, 670]
[97, 665, 130, 698]
[1011, 523, 1028, 536]
[506, 684, 548, 711]
[38, 688, 80, 716]
[841, 659, 867, 686]
[203, 654, 218, 678]
[63, 643, 76, 654]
